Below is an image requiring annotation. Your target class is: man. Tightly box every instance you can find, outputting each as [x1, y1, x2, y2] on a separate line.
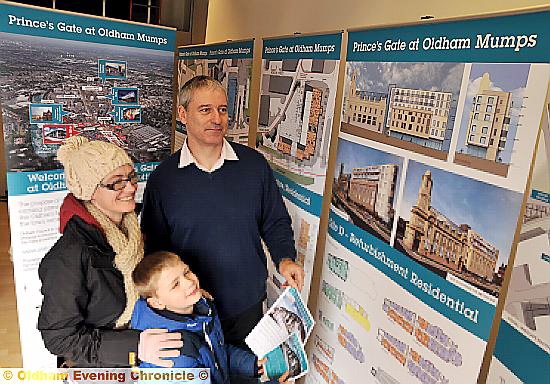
[141, 76, 304, 360]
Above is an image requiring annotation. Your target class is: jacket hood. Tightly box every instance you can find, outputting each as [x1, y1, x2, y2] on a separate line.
[59, 193, 102, 233]
[132, 298, 212, 332]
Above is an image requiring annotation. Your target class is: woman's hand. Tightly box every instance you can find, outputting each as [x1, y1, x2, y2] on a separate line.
[200, 289, 213, 300]
[138, 328, 182, 368]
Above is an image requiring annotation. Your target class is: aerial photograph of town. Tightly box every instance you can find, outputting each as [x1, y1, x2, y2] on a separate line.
[0, 33, 174, 172]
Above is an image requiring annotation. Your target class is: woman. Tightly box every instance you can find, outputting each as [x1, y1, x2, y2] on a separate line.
[38, 136, 181, 367]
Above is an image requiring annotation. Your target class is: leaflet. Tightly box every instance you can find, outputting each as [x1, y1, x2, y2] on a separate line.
[246, 287, 315, 358]
[260, 332, 309, 382]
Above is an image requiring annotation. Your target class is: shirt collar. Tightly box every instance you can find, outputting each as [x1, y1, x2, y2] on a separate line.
[179, 138, 238, 172]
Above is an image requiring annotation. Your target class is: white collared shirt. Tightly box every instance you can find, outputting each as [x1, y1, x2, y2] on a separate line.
[178, 138, 239, 173]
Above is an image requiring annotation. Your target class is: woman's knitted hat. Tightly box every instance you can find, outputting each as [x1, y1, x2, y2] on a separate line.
[57, 136, 132, 200]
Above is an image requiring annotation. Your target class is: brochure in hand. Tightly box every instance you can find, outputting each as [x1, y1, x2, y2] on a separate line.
[260, 332, 309, 382]
[245, 287, 314, 381]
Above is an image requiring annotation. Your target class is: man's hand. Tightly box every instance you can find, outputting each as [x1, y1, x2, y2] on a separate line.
[278, 258, 305, 291]
[138, 328, 182, 368]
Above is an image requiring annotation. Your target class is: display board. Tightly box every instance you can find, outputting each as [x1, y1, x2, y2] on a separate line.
[0, 1, 176, 367]
[307, 10, 549, 384]
[486, 105, 550, 384]
[257, 32, 342, 303]
[176, 39, 254, 149]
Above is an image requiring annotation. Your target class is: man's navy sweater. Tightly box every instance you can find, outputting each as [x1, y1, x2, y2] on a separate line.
[141, 142, 296, 320]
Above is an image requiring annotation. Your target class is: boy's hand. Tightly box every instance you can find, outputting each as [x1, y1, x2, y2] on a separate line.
[278, 371, 293, 383]
[257, 357, 267, 375]
[257, 358, 293, 382]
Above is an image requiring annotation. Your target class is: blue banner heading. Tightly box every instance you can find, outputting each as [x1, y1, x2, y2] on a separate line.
[347, 10, 549, 62]
[0, 3, 175, 51]
[178, 40, 254, 60]
[328, 211, 495, 341]
[263, 33, 342, 60]
[7, 162, 159, 196]
[273, 172, 322, 217]
[531, 188, 550, 203]
[493, 320, 550, 383]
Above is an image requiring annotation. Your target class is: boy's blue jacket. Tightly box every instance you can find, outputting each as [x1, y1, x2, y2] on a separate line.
[131, 297, 257, 383]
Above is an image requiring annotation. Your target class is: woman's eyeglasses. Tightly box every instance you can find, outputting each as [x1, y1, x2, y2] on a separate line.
[98, 172, 139, 191]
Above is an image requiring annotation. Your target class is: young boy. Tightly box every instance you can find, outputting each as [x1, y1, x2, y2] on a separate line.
[131, 251, 263, 383]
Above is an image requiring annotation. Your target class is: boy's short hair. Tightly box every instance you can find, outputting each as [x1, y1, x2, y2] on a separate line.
[132, 251, 182, 298]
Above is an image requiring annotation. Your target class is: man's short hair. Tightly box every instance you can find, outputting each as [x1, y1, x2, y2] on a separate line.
[132, 251, 182, 298]
[179, 75, 226, 109]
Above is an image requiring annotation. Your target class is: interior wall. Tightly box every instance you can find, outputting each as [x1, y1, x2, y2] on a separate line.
[205, 0, 548, 42]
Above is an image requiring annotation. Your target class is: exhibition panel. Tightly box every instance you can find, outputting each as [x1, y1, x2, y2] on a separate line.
[487, 107, 550, 384]
[307, 10, 549, 384]
[257, 32, 342, 304]
[0, 1, 176, 367]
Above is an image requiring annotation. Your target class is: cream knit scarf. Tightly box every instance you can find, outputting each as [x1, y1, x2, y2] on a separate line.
[84, 202, 144, 328]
